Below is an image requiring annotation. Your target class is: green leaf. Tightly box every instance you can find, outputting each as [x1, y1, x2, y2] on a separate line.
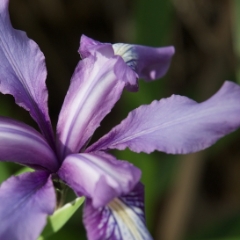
[15, 167, 34, 176]
[38, 197, 85, 240]
[0, 162, 11, 183]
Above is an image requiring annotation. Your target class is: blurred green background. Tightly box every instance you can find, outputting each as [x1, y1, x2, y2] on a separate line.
[1, 0, 240, 239]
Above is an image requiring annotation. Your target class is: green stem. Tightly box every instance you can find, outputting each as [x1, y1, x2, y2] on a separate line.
[52, 174, 68, 209]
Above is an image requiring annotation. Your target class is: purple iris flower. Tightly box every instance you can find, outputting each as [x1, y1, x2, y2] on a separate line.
[0, 1, 240, 240]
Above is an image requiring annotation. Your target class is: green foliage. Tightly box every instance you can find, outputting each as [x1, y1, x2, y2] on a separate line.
[38, 197, 85, 240]
[0, 162, 10, 184]
[14, 167, 34, 176]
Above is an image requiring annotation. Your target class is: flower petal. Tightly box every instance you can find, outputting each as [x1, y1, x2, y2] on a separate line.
[79, 35, 174, 88]
[0, 117, 58, 171]
[112, 43, 174, 81]
[83, 183, 153, 240]
[79, 35, 138, 91]
[58, 152, 141, 208]
[88, 81, 240, 154]
[0, 0, 54, 146]
[56, 53, 126, 158]
[0, 171, 56, 240]
[79, 34, 113, 59]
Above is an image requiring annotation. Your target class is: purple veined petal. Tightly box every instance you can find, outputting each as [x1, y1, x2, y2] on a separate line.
[58, 152, 141, 208]
[79, 35, 138, 91]
[56, 53, 127, 158]
[0, 0, 55, 147]
[0, 171, 56, 240]
[112, 43, 175, 81]
[88, 81, 240, 154]
[0, 117, 59, 172]
[83, 183, 153, 240]
[79, 35, 174, 88]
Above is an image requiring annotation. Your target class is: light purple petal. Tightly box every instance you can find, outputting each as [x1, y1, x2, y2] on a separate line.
[83, 183, 153, 240]
[112, 43, 174, 81]
[56, 53, 127, 158]
[0, 171, 56, 240]
[79, 34, 113, 59]
[0, 117, 58, 171]
[58, 152, 141, 208]
[80, 35, 138, 91]
[79, 35, 174, 88]
[88, 81, 240, 154]
[0, 0, 54, 147]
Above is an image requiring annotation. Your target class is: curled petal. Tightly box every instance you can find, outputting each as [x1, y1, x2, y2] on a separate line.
[79, 35, 138, 91]
[0, 0, 54, 146]
[112, 43, 174, 81]
[88, 81, 240, 154]
[79, 35, 174, 89]
[58, 152, 141, 208]
[0, 171, 56, 240]
[0, 117, 58, 171]
[56, 53, 126, 158]
[83, 183, 153, 240]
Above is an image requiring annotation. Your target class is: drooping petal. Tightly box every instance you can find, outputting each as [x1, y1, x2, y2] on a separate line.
[56, 53, 128, 158]
[58, 152, 141, 208]
[112, 43, 174, 81]
[0, 117, 58, 171]
[83, 183, 153, 240]
[79, 35, 174, 87]
[0, 171, 56, 240]
[88, 81, 240, 154]
[0, 0, 54, 146]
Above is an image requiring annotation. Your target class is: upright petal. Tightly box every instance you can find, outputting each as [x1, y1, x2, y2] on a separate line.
[56, 53, 127, 158]
[79, 35, 138, 90]
[79, 35, 174, 89]
[58, 152, 141, 208]
[79, 34, 113, 59]
[0, 171, 56, 240]
[0, 117, 58, 171]
[83, 183, 153, 240]
[88, 81, 240, 154]
[0, 0, 54, 146]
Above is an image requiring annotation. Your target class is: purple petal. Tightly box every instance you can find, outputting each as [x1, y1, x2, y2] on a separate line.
[83, 183, 153, 240]
[0, 117, 58, 171]
[79, 35, 138, 91]
[0, 0, 54, 146]
[58, 152, 141, 208]
[79, 35, 174, 87]
[79, 34, 113, 59]
[56, 53, 127, 158]
[0, 171, 56, 240]
[112, 43, 174, 81]
[88, 81, 240, 154]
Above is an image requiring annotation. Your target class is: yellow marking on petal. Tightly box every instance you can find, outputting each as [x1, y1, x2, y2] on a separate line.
[108, 198, 143, 240]
[113, 44, 132, 56]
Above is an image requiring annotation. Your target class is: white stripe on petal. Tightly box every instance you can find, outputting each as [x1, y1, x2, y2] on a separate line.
[57, 53, 125, 158]
[108, 198, 148, 240]
[113, 43, 138, 71]
[0, 117, 58, 171]
[58, 152, 141, 208]
[83, 183, 153, 240]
